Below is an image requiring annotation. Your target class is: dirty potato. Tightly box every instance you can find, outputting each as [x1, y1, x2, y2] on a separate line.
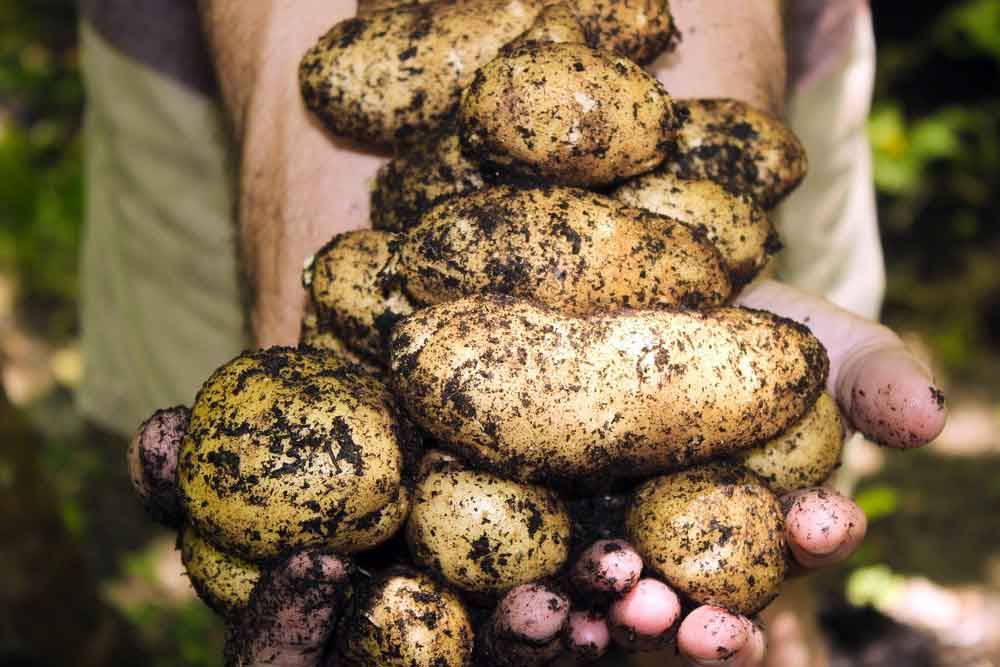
[177, 347, 417, 561]
[398, 185, 731, 312]
[406, 463, 571, 596]
[626, 462, 787, 616]
[667, 98, 808, 208]
[180, 525, 261, 618]
[300, 0, 544, 145]
[338, 570, 474, 667]
[503, 2, 588, 51]
[574, 0, 678, 64]
[459, 42, 676, 187]
[370, 125, 486, 233]
[390, 295, 829, 485]
[305, 231, 413, 364]
[613, 173, 779, 287]
[735, 392, 844, 495]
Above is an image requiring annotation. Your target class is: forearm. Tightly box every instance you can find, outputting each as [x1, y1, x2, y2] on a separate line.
[650, 0, 787, 115]
[199, 0, 387, 347]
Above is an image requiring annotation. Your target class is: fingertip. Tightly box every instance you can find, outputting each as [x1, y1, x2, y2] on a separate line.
[565, 611, 610, 660]
[784, 488, 867, 568]
[129, 406, 189, 525]
[609, 578, 681, 640]
[841, 346, 947, 449]
[677, 606, 748, 664]
[499, 583, 570, 643]
[573, 539, 643, 596]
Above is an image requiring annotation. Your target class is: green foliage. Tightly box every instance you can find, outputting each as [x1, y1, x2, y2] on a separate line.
[0, 0, 83, 339]
[872, 0, 1000, 379]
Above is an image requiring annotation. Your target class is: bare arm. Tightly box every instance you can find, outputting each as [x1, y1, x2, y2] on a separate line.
[198, 0, 389, 347]
[650, 0, 787, 115]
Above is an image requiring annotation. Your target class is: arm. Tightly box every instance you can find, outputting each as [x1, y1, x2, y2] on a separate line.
[650, 0, 787, 115]
[198, 0, 389, 347]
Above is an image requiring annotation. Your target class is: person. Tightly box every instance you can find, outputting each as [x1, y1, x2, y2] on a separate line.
[78, 1, 947, 665]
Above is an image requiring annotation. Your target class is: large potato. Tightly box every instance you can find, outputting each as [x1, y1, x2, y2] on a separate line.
[613, 173, 779, 287]
[390, 295, 829, 485]
[339, 570, 474, 667]
[305, 231, 413, 364]
[459, 42, 675, 187]
[626, 462, 787, 616]
[406, 462, 571, 596]
[300, 0, 544, 145]
[667, 98, 808, 208]
[177, 347, 417, 560]
[735, 391, 844, 495]
[398, 186, 731, 312]
[180, 525, 261, 618]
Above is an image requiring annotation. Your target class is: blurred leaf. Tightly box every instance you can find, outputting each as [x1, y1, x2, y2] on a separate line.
[937, 0, 1000, 61]
[845, 564, 906, 608]
[854, 484, 901, 522]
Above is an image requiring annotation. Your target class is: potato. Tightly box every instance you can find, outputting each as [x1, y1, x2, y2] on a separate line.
[503, 2, 588, 51]
[735, 392, 844, 495]
[459, 42, 676, 187]
[300, 0, 545, 145]
[573, 0, 678, 64]
[177, 347, 417, 560]
[406, 462, 571, 596]
[398, 185, 731, 313]
[299, 303, 387, 377]
[390, 295, 829, 485]
[180, 525, 261, 618]
[626, 462, 787, 616]
[370, 125, 486, 233]
[305, 231, 413, 364]
[339, 570, 474, 667]
[613, 173, 779, 287]
[667, 98, 808, 208]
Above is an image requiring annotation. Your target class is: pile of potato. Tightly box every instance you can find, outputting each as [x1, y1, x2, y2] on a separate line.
[130, 2, 857, 665]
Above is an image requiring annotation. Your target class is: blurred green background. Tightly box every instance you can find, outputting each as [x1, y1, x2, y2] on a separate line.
[0, 2, 998, 666]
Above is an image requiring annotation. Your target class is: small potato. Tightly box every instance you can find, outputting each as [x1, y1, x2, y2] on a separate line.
[300, 1, 545, 145]
[305, 231, 413, 364]
[180, 525, 261, 618]
[398, 186, 731, 313]
[626, 462, 787, 616]
[177, 347, 417, 560]
[390, 295, 829, 485]
[299, 303, 387, 377]
[459, 42, 676, 187]
[370, 126, 485, 233]
[339, 570, 474, 667]
[735, 392, 844, 495]
[613, 173, 779, 287]
[573, 0, 678, 64]
[667, 98, 808, 208]
[503, 2, 588, 51]
[406, 466, 571, 596]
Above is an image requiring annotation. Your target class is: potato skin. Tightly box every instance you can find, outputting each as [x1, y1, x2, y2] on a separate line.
[459, 43, 676, 187]
[300, 1, 544, 145]
[503, 2, 588, 51]
[735, 392, 844, 495]
[180, 525, 261, 618]
[573, 0, 678, 64]
[399, 185, 731, 313]
[626, 462, 787, 616]
[390, 296, 829, 485]
[406, 467, 571, 596]
[177, 347, 417, 561]
[339, 570, 474, 667]
[370, 126, 486, 233]
[306, 230, 413, 364]
[613, 174, 779, 287]
[668, 98, 808, 208]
